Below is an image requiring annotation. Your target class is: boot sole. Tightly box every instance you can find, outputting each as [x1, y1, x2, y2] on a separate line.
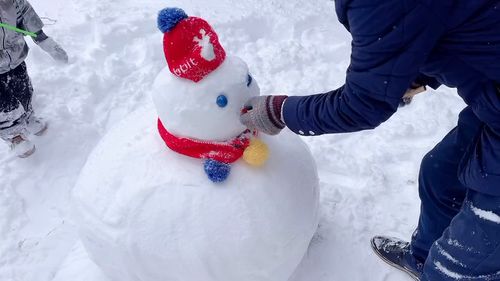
[34, 123, 48, 136]
[371, 239, 421, 281]
[18, 146, 36, 158]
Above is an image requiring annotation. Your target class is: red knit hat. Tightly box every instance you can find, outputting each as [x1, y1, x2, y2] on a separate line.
[157, 8, 226, 83]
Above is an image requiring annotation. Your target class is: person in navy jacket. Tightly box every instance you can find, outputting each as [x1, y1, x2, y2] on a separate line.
[240, 1, 500, 280]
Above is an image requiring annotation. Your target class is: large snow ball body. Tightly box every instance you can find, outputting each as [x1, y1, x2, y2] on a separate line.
[72, 106, 320, 281]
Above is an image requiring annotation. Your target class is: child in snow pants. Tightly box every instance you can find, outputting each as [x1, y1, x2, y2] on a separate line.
[411, 107, 500, 280]
[0, 0, 68, 157]
[0, 62, 34, 140]
[239, 1, 500, 279]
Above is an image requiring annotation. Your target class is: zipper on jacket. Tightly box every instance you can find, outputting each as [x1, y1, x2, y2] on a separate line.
[0, 15, 14, 68]
[0, 15, 5, 50]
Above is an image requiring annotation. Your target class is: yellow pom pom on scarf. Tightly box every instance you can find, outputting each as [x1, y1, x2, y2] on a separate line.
[243, 139, 269, 167]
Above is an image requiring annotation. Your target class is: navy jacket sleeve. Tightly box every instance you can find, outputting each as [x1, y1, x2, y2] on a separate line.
[283, 0, 447, 136]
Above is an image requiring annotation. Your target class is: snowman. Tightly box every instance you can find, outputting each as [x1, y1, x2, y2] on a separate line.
[72, 8, 320, 281]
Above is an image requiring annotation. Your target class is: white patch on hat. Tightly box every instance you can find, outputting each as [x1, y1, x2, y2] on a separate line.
[194, 29, 216, 61]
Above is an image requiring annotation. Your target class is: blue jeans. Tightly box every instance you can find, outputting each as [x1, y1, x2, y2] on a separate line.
[411, 107, 500, 280]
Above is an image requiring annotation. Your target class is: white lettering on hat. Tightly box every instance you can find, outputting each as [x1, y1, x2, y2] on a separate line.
[194, 29, 216, 61]
[173, 58, 199, 77]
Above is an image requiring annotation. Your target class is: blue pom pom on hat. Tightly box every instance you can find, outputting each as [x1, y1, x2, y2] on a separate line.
[157, 7, 188, 33]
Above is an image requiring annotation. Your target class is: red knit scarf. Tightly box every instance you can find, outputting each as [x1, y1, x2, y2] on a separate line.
[157, 119, 251, 164]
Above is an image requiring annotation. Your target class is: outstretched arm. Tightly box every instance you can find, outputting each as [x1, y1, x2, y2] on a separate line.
[15, 0, 43, 33]
[281, 0, 446, 136]
[16, 0, 69, 63]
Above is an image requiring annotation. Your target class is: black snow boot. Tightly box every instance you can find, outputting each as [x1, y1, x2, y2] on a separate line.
[371, 236, 424, 281]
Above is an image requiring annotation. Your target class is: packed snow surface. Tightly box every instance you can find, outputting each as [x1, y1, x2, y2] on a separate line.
[0, 0, 466, 280]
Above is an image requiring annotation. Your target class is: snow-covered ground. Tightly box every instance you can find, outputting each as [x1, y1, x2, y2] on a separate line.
[0, 0, 466, 280]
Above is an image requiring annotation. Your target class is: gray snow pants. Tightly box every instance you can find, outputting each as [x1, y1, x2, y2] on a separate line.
[0, 62, 33, 141]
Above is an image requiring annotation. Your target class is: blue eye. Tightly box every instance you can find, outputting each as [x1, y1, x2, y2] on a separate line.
[216, 94, 228, 108]
[247, 74, 253, 87]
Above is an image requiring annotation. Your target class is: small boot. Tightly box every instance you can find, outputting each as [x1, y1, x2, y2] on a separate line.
[27, 116, 48, 136]
[9, 135, 36, 158]
[371, 236, 423, 281]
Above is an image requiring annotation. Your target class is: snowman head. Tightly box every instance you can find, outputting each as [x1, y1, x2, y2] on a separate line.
[153, 8, 260, 141]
